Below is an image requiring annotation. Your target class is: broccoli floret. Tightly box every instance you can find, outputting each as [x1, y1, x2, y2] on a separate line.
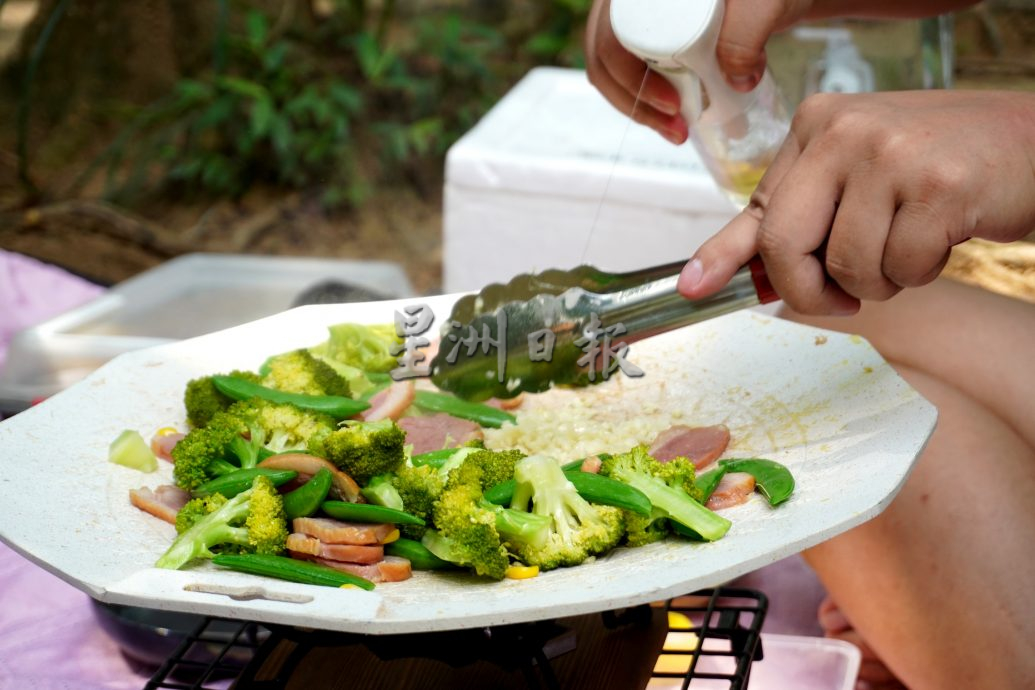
[311, 322, 401, 373]
[361, 474, 405, 510]
[228, 423, 265, 469]
[323, 418, 405, 484]
[621, 456, 704, 547]
[622, 511, 671, 547]
[507, 454, 624, 571]
[424, 481, 511, 580]
[390, 447, 490, 539]
[227, 399, 336, 456]
[171, 412, 249, 491]
[445, 448, 525, 493]
[156, 476, 288, 570]
[183, 370, 261, 428]
[600, 446, 731, 542]
[175, 494, 228, 534]
[262, 349, 351, 398]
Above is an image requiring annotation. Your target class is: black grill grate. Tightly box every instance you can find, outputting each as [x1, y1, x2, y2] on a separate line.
[144, 587, 767, 690]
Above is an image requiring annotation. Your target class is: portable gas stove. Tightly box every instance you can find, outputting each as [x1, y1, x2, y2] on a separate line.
[143, 588, 767, 690]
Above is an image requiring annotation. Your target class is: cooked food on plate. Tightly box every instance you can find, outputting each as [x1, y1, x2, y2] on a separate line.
[119, 322, 795, 590]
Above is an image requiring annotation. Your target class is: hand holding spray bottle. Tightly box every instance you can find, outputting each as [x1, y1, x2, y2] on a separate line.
[610, 0, 791, 207]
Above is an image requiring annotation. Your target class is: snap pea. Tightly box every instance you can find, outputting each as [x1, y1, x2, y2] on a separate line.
[212, 553, 375, 590]
[207, 458, 240, 477]
[321, 500, 425, 526]
[385, 538, 457, 570]
[719, 458, 795, 506]
[282, 468, 333, 520]
[412, 391, 516, 429]
[695, 467, 727, 502]
[211, 375, 369, 419]
[410, 448, 463, 468]
[192, 467, 298, 498]
[484, 469, 651, 517]
[482, 479, 515, 505]
[564, 471, 652, 516]
[481, 457, 596, 501]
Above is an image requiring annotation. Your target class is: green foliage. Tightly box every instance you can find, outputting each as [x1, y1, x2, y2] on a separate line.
[85, 3, 526, 207]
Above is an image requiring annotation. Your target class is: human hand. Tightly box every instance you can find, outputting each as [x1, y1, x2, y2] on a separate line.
[677, 90, 1035, 314]
[584, 0, 813, 144]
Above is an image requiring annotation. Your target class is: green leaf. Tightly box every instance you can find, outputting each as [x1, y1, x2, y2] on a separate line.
[250, 96, 275, 138]
[216, 76, 268, 101]
[246, 10, 268, 49]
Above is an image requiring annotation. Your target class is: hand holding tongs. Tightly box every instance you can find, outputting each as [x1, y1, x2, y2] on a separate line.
[430, 258, 777, 401]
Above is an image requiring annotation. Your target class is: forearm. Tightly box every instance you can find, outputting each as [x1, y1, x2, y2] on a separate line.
[806, 0, 980, 21]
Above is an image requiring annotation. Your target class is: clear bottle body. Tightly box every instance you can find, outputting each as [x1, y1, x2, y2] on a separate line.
[689, 70, 790, 208]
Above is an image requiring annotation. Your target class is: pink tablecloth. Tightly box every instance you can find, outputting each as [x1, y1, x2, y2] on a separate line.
[0, 250, 827, 688]
[0, 250, 105, 369]
[0, 544, 152, 690]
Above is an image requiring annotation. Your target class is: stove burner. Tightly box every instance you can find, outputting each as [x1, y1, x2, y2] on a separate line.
[145, 587, 767, 690]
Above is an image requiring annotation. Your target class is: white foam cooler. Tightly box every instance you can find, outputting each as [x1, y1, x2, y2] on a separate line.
[443, 67, 738, 293]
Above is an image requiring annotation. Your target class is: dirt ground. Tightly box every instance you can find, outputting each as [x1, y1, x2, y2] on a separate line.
[2, 2, 1035, 299]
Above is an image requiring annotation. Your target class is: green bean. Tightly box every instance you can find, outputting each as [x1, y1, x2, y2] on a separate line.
[410, 448, 463, 468]
[321, 500, 425, 526]
[412, 391, 515, 428]
[385, 538, 456, 570]
[212, 553, 375, 590]
[282, 468, 333, 520]
[484, 468, 651, 517]
[212, 375, 369, 419]
[192, 467, 297, 498]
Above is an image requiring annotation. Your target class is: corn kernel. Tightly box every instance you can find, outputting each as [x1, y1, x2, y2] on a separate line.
[156, 426, 179, 437]
[505, 564, 539, 579]
[381, 529, 400, 544]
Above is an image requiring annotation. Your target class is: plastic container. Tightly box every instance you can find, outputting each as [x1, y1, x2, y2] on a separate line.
[0, 253, 414, 413]
[443, 67, 737, 294]
[648, 633, 861, 690]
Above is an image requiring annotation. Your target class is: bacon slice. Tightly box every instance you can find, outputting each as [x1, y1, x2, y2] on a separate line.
[361, 381, 416, 422]
[705, 472, 756, 510]
[129, 485, 188, 525]
[305, 555, 412, 583]
[286, 533, 385, 563]
[292, 517, 395, 545]
[397, 414, 484, 455]
[649, 425, 731, 469]
[151, 432, 184, 463]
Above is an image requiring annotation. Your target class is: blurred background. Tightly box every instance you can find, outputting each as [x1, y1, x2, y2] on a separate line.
[0, 0, 1033, 296]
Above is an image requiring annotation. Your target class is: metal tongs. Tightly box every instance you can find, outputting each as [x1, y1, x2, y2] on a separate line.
[430, 258, 777, 401]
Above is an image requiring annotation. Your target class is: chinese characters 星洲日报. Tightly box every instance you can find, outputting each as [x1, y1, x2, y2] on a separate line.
[389, 303, 643, 382]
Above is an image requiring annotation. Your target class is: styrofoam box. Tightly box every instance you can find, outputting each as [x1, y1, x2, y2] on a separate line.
[443, 67, 738, 293]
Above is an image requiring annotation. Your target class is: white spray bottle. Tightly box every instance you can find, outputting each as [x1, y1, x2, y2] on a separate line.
[610, 0, 790, 206]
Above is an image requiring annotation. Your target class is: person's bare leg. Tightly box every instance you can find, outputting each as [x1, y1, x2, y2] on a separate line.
[779, 281, 1035, 689]
[786, 278, 1035, 451]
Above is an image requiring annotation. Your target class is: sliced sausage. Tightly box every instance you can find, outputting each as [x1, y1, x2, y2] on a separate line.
[286, 533, 385, 564]
[397, 414, 484, 454]
[292, 517, 396, 545]
[649, 424, 731, 469]
[705, 472, 756, 510]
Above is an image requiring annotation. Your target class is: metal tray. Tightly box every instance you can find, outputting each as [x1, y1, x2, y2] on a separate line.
[0, 298, 935, 635]
[0, 253, 414, 413]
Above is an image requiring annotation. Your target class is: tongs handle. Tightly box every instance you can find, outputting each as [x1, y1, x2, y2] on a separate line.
[602, 257, 777, 344]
